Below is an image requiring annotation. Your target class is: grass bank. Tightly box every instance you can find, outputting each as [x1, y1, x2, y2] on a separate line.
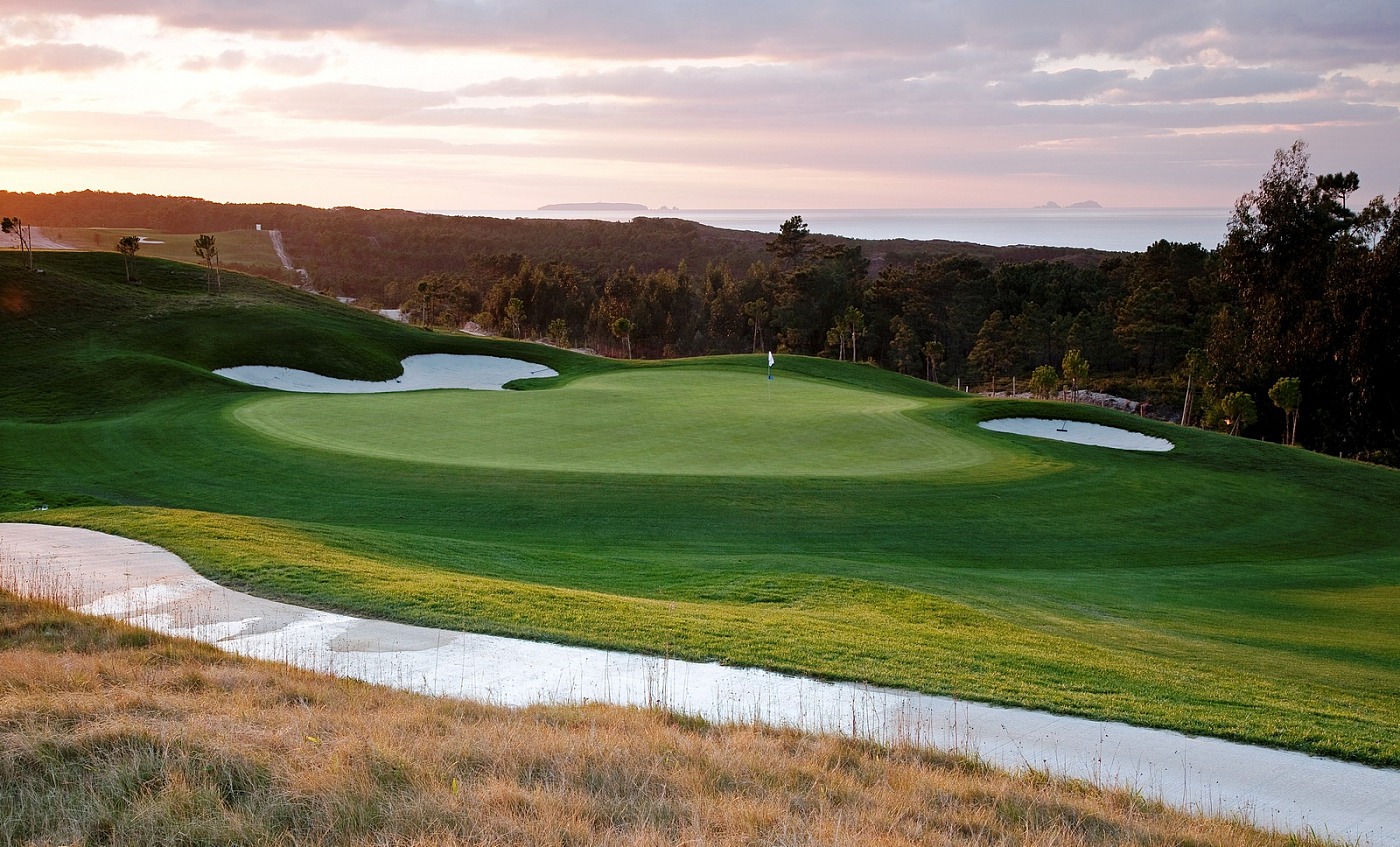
[0, 590, 1343, 847]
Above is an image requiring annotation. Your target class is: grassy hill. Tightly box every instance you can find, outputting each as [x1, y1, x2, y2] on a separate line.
[2, 250, 1398, 770]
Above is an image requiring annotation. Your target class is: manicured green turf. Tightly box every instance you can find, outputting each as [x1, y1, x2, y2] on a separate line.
[3, 251, 1398, 767]
[231, 369, 1009, 477]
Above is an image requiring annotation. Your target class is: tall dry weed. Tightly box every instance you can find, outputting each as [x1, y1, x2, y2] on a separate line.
[0, 591, 1342, 847]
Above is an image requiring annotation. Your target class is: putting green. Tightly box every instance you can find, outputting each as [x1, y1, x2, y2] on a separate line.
[231, 368, 1013, 478]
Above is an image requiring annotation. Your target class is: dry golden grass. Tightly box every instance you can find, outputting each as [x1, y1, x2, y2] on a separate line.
[0, 591, 1340, 847]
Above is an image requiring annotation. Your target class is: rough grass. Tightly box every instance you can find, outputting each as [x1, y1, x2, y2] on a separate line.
[0, 590, 1343, 847]
[3, 250, 1399, 768]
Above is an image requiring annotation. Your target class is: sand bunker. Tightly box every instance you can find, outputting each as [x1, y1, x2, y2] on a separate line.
[214, 353, 557, 393]
[979, 417, 1173, 452]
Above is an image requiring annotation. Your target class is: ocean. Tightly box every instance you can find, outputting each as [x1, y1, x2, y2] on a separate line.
[428, 207, 1231, 253]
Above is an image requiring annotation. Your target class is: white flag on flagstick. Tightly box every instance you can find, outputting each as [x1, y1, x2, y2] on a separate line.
[768, 351, 775, 367]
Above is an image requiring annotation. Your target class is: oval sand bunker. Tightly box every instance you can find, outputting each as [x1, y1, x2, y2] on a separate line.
[215, 353, 557, 393]
[979, 417, 1173, 452]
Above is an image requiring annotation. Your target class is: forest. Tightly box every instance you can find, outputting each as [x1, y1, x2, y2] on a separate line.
[5, 142, 1397, 463]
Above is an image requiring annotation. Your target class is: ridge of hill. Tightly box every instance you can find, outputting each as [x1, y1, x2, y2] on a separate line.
[0, 189, 1113, 298]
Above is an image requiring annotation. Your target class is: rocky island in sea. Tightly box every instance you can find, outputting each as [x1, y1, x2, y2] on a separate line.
[539, 202, 649, 211]
[1034, 200, 1103, 209]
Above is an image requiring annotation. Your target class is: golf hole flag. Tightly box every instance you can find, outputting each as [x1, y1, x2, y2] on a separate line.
[767, 351, 774, 380]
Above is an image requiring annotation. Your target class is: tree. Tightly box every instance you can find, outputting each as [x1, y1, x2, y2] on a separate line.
[547, 317, 570, 347]
[193, 234, 221, 294]
[741, 299, 769, 353]
[1028, 365, 1060, 399]
[1061, 348, 1089, 396]
[1177, 348, 1214, 428]
[2, 216, 33, 270]
[1316, 171, 1360, 210]
[968, 310, 1018, 393]
[828, 308, 860, 361]
[415, 277, 439, 326]
[922, 340, 945, 383]
[888, 316, 920, 375]
[1219, 391, 1258, 436]
[1213, 140, 1399, 457]
[842, 305, 866, 362]
[504, 297, 526, 338]
[765, 215, 810, 265]
[611, 316, 634, 359]
[1269, 377, 1302, 446]
[116, 235, 141, 282]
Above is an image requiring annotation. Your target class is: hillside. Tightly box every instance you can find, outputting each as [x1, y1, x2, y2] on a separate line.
[3, 249, 1398, 772]
[0, 189, 1112, 298]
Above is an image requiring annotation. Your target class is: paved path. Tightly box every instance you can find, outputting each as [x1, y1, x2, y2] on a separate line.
[266, 229, 309, 284]
[3, 522, 1396, 846]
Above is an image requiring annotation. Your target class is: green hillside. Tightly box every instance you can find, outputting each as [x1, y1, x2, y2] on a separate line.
[3, 251, 1398, 767]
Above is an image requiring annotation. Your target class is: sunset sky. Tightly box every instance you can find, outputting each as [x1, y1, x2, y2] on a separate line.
[2, 1, 1397, 211]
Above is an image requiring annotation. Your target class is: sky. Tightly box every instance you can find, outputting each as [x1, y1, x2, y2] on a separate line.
[1, 1, 1397, 211]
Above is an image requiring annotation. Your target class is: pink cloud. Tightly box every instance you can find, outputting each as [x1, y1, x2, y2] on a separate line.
[0, 42, 126, 74]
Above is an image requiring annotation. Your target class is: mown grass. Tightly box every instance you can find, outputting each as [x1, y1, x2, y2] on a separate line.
[42, 226, 286, 274]
[2, 250, 1399, 768]
[0, 589, 1346, 847]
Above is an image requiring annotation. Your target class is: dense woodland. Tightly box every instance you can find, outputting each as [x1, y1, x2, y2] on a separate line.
[5, 142, 1398, 462]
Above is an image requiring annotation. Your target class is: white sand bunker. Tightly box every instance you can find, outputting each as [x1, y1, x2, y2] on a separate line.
[979, 417, 1174, 452]
[215, 353, 557, 393]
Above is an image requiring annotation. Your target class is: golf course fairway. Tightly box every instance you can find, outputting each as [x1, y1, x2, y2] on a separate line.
[3, 252, 1398, 770]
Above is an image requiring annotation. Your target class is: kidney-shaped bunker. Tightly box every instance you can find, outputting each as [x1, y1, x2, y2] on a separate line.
[978, 417, 1173, 452]
[215, 354, 557, 393]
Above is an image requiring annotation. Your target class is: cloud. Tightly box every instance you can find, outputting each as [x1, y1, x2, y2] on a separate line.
[180, 49, 324, 76]
[241, 83, 457, 122]
[181, 49, 247, 72]
[15, 110, 237, 142]
[0, 16, 69, 41]
[1118, 66, 1318, 102]
[0, 42, 126, 74]
[1, 0, 1388, 66]
[0, 1, 1395, 207]
[258, 52, 324, 76]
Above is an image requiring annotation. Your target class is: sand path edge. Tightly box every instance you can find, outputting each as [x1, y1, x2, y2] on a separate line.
[2, 522, 1396, 847]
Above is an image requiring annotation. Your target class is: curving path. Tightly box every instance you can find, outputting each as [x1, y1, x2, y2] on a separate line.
[2, 523, 1397, 846]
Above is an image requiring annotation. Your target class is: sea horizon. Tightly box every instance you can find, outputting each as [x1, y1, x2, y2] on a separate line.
[425, 206, 1232, 253]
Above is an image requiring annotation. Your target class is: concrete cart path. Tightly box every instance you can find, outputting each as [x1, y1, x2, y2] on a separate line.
[3, 522, 1396, 846]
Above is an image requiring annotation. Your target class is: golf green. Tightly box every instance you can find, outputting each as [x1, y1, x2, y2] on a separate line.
[230, 369, 1010, 478]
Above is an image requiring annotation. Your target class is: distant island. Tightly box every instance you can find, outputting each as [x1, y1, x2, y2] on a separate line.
[539, 202, 649, 211]
[1034, 200, 1103, 209]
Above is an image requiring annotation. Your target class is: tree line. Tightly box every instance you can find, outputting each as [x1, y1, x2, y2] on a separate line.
[391, 143, 1400, 462]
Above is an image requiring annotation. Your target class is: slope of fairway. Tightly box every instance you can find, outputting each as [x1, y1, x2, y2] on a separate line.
[231, 368, 1011, 477]
[4, 251, 1400, 768]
